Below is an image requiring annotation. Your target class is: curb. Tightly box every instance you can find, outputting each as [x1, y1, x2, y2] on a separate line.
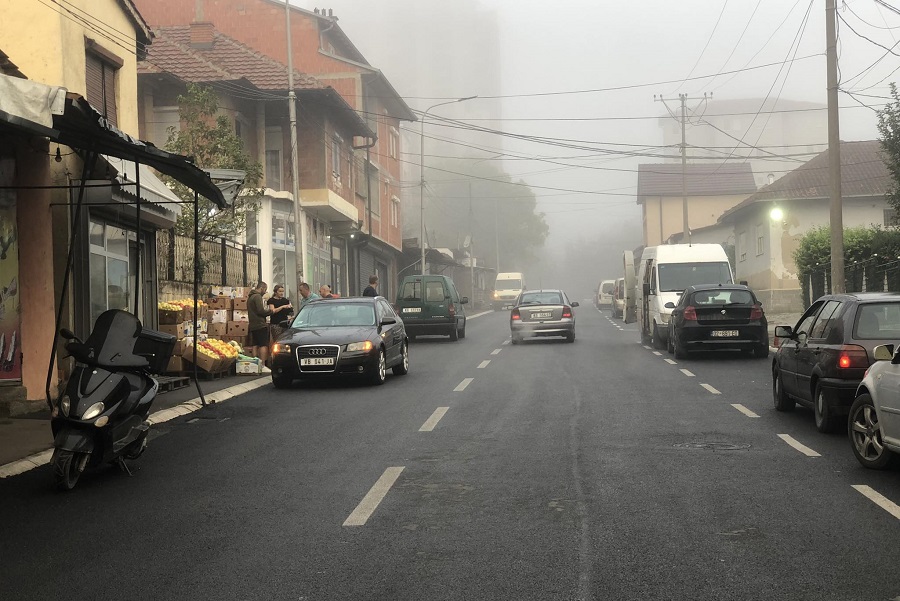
[0, 376, 271, 479]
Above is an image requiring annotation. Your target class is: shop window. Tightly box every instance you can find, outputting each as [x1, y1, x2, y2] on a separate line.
[88, 220, 138, 325]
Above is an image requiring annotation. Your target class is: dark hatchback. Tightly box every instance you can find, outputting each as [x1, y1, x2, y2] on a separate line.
[270, 297, 409, 388]
[665, 284, 768, 359]
[772, 292, 900, 433]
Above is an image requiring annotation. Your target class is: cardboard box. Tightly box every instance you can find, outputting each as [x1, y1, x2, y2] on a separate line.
[232, 310, 249, 322]
[222, 335, 247, 347]
[182, 351, 218, 373]
[233, 287, 252, 299]
[232, 297, 248, 311]
[208, 297, 232, 311]
[159, 324, 184, 340]
[158, 309, 180, 325]
[227, 321, 249, 336]
[208, 309, 231, 324]
[208, 322, 227, 337]
[236, 360, 260, 375]
[165, 355, 185, 374]
[210, 285, 234, 298]
[179, 306, 194, 321]
[181, 322, 195, 338]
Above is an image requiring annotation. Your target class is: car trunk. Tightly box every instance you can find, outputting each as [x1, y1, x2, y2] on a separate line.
[696, 306, 752, 326]
[519, 305, 563, 322]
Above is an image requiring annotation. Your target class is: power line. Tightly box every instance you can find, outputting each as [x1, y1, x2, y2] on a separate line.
[673, 0, 729, 93]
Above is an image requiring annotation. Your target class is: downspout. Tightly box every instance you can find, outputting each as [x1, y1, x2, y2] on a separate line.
[352, 137, 377, 235]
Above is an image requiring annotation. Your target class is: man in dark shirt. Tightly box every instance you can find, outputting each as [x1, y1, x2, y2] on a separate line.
[363, 275, 378, 297]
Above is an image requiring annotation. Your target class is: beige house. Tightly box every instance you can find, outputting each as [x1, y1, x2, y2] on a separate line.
[718, 140, 892, 313]
[637, 163, 757, 247]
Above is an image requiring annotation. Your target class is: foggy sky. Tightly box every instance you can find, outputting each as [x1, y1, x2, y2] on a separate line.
[303, 0, 896, 298]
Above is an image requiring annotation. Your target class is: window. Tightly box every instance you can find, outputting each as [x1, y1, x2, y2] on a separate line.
[265, 127, 284, 191]
[390, 196, 400, 227]
[389, 126, 399, 159]
[368, 165, 380, 216]
[657, 262, 732, 292]
[85, 49, 120, 127]
[855, 303, 900, 340]
[795, 302, 825, 337]
[690, 289, 755, 306]
[809, 300, 842, 339]
[354, 154, 366, 198]
[738, 231, 747, 262]
[400, 280, 422, 301]
[425, 281, 445, 302]
[885, 209, 897, 227]
[149, 106, 179, 149]
[272, 201, 295, 247]
[332, 135, 343, 180]
[756, 224, 765, 256]
[88, 220, 137, 324]
[520, 291, 563, 305]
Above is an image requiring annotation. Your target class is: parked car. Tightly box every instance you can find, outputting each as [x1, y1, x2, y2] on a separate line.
[612, 277, 626, 319]
[270, 297, 409, 388]
[510, 289, 578, 344]
[849, 344, 900, 469]
[772, 292, 900, 433]
[665, 284, 768, 359]
[596, 279, 615, 310]
[395, 274, 467, 341]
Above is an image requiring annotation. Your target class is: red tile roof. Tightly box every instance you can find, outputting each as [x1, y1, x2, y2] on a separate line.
[719, 140, 890, 221]
[637, 163, 757, 201]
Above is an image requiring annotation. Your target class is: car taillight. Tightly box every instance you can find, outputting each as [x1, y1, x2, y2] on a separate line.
[749, 304, 763, 320]
[511, 308, 521, 320]
[449, 303, 456, 316]
[562, 306, 573, 319]
[838, 344, 868, 369]
[683, 305, 697, 320]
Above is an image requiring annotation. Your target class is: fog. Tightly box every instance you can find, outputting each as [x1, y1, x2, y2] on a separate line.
[303, 0, 893, 300]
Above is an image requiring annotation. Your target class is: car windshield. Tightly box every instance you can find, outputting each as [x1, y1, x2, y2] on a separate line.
[690, 289, 754, 306]
[496, 279, 522, 290]
[854, 302, 900, 340]
[291, 303, 375, 328]
[519, 291, 562, 305]
[601, 282, 614, 294]
[658, 262, 732, 292]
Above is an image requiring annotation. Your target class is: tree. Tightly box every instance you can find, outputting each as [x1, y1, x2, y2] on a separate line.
[163, 84, 263, 240]
[877, 82, 900, 219]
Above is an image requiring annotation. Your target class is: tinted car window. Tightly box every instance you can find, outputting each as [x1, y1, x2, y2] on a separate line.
[400, 281, 421, 301]
[658, 262, 732, 292]
[520, 291, 563, 305]
[292, 303, 375, 327]
[690, 289, 754, 305]
[809, 300, 841, 339]
[854, 303, 900, 339]
[425, 281, 445, 302]
[377, 299, 394, 319]
[601, 282, 614, 294]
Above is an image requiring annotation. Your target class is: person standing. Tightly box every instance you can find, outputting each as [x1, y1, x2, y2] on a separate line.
[248, 281, 290, 373]
[298, 282, 321, 308]
[318, 284, 335, 299]
[363, 275, 378, 297]
[267, 284, 294, 321]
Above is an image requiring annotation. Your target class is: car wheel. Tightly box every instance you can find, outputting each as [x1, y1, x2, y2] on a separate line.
[754, 343, 769, 359]
[772, 367, 794, 412]
[849, 393, 898, 470]
[565, 330, 575, 343]
[652, 324, 665, 350]
[370, 349, 386, 385]
[814, 382, 840, 434]
[511, 335, 521, 345]
[666, 326, 674, 354]
[449, 324, 459, 341]
[459, 325, 466, 339]
[392, 342, 409, 375]
[272, 372, 293, 389]
[673, 333, 687, 360]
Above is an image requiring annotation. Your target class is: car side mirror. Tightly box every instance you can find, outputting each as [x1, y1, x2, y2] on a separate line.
[461, 297, 469, 305]
[642, 283, 651, 296]
[571, 301, 579, 307]
[873, 344, 894, 361]
[381, 316, 397, 326]
[664, 302, 676, 309]
[774, 325, 794, 338]
[739, 280, 748, 286]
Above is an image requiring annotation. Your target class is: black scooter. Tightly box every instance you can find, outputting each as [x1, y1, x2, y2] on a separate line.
[50, 309, 173, 491]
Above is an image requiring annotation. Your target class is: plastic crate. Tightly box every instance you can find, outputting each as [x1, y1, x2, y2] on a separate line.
[134, 327, 178, 374]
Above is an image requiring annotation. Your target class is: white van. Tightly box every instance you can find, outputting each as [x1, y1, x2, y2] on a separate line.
[493, 272, 526, 310]
[636, 244, 734, 348]
[596, 279, 615, 309]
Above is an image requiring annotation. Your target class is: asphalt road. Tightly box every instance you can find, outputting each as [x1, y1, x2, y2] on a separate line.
[2, 305, 900, 600]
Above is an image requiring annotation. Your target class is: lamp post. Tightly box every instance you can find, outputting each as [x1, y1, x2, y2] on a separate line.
[420, 95, 477, 275]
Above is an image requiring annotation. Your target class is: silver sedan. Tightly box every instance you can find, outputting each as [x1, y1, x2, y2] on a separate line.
[510, 289, 578, 344]
[849, 344, 900, 469]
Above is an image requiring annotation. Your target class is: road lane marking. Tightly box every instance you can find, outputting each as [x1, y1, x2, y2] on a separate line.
[466, 310, 492, 320]
[478, 360, 491, 369]
[777, 434, 821, 457]
[454, 378, 474, 392]
[642, 345, 652, 350]
[731, 404, 760, 418]
[419, 407, 449, 432]
[343, 467, 405, 526]
[664, 358, 677, 365]
[652, 351, 662, 356]
[491, 349, 502, 355]
[851, 485, 900, 520]
[700, 383, 721, 394]
[502, 340, 510, 346]
[680, 369, 695, 377]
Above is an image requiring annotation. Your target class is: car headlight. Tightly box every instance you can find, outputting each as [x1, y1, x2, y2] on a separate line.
[82, 402, 105, 421]
[272, 343, 291, 354]
[493, 291, 499, 299]
[347, 341, 374, 352]
[59, 395, 70, 417]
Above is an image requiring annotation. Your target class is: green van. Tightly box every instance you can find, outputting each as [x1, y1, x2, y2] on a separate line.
[395, 275, 468, 341]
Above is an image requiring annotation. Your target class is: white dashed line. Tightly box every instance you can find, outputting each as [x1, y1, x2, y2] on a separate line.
[491, 349, 502, 355]
[419, 407, 449, 432]
[731, 403, 760, 418]
[652, 351, 662, 356]
[478, 360, 491, 369]
[642, 345, 652, 350]
[502, 340, 510, 346]
[700, 383, 721, 394]
[777, 434, 821, 457]
[679, 369, 695, 377]
[664, 358, 677, 365]
[466, 310, 492, 320]
[851, 485, 900, 520]
[343, 467, 405, 526]
[454, 378, 474, 392]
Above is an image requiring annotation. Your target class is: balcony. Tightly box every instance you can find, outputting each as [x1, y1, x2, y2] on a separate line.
[300, 188, 359, 224]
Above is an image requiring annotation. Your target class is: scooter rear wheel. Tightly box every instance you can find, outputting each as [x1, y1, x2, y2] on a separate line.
[52, 449, 87, 491]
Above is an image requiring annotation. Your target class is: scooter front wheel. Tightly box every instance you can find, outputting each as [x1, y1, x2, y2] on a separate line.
[51, 449, 88, 491]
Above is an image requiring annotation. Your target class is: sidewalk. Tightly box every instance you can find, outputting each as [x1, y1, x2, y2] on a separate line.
[0, 373, 268, 468]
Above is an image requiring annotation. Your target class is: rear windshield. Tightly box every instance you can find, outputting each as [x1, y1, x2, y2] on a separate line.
[519, 291, 562, 305]
[292, 303, 375, 328]
[601, 282, 614, 294]
[496, 279, 522, 290]
[399, 280, 446, 302]
[690, 289, 754, 306]
[658, 262, 732, 292]
[854, 303, 900, 340]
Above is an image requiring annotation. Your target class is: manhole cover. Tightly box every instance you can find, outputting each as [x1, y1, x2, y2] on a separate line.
[673, 442, 751, 451]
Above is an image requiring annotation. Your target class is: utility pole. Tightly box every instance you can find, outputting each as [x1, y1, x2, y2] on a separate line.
[468, 181, 475, 305]
[285, 0, 304, 296]
[826, 0, 845, 292]
[494, 198, 500, 273]
[654, 92, 711, 245]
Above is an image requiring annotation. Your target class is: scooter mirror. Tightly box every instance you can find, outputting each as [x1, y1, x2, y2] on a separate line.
[60, 328, 77, 340]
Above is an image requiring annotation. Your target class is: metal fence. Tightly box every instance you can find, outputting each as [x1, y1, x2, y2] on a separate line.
[803, 258, 900, 307]
[157, 230, 261, 287]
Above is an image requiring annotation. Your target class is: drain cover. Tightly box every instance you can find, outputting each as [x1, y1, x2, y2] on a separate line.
[673, 442, 751, 451]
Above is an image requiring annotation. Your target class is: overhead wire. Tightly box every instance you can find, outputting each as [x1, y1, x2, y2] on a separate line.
[673, 0, 730, 93]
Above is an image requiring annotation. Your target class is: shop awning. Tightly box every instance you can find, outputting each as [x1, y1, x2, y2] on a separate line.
[102, 154, 183, 219]
[0, 73, 227, 208]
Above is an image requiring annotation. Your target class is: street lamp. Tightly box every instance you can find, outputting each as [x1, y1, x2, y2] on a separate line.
[420, 95, 478, 275]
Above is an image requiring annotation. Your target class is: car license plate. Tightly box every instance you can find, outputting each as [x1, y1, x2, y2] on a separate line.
[301, 357, 335, 366]
[403, 307, 421, 313]
[711, 330, 739, 337]
[533, 312, 552, 319]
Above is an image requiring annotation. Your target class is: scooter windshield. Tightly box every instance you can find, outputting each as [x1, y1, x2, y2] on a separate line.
[82, 310, 149, 368]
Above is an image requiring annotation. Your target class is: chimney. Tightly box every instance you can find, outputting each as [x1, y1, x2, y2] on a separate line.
[328, 8, 333, 17]
[190, 22, 215, 50]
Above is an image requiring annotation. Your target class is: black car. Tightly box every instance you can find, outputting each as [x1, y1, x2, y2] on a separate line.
[773, 292, 900, 433]
[270, 297, 409, 388]
[665, 284, 768, 359]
